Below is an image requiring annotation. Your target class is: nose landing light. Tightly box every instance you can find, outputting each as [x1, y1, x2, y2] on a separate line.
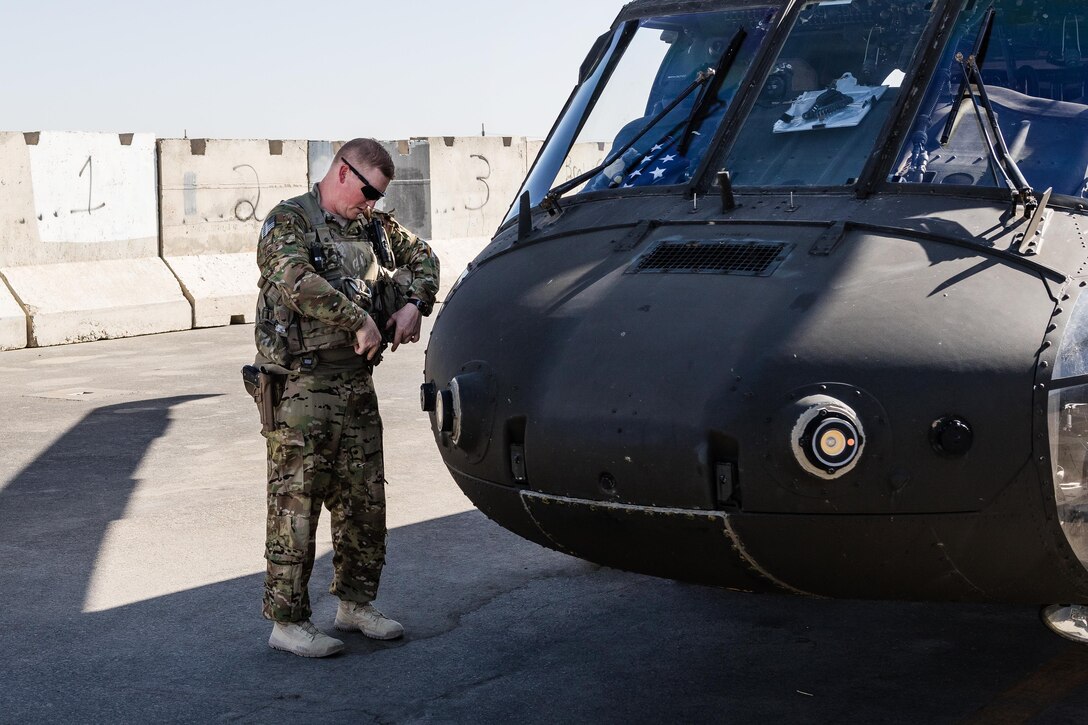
[422, 362, 496, 462]
[791, 396, 866, 479]
[436, 387, 456, 434]
[805, 414, 861, 470]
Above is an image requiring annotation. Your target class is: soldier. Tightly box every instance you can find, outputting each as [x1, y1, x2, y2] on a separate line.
[252, 138, 439, 657]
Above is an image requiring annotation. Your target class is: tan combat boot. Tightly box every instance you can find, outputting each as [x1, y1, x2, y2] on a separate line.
[268, 620, 345, 657]
[335, 601, 405, 640]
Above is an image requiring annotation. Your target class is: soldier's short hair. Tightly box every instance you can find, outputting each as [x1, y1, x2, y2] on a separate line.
[336, 138, 395, 181]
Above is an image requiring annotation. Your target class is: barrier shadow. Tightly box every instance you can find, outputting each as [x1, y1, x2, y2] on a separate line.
[0, 394, 217, 618]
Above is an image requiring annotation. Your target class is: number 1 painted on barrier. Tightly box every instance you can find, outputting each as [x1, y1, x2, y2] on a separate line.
[71, 156, 106, 214]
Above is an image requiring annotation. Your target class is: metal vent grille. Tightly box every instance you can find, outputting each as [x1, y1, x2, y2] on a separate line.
[628, 240, 791, 276]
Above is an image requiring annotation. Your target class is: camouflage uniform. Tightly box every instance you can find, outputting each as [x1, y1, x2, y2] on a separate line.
[255, 185, 439, 623]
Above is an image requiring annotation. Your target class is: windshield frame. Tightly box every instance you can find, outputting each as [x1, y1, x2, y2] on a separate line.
[861, 0, 1088, 211]
[499, 0, 786, 231]
[497, 19, 639, 227]
[502, 0, 1057, 233]
[685, 0, 951, 196]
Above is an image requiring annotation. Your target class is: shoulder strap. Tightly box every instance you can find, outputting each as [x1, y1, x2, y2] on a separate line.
[282, 193, 334, 247]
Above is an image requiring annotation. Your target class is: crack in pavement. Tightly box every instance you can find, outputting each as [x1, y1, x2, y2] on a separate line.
[403, 562, 606, 646]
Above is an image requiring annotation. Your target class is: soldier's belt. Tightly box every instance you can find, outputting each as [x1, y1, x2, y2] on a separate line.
[314, 347, 363, 363]
[293, 346, 377, 373]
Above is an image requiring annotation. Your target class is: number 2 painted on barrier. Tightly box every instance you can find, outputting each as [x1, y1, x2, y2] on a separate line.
[233, 164, 262, 222]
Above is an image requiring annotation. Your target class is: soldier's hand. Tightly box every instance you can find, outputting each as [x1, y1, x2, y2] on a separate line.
[354, 315, 383, 360]
[386, 303, 423, 352]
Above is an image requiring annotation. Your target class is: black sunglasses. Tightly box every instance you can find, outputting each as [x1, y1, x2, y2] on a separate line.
[342, 159, 385, 202]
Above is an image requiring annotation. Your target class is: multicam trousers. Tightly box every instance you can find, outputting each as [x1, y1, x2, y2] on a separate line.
[262, 368, 386, 622]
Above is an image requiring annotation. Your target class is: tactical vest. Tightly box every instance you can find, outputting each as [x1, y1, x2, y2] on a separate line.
[255, 191, 393, 371]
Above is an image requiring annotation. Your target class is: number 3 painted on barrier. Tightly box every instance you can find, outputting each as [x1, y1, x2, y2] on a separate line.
[464, 154, 491, 211]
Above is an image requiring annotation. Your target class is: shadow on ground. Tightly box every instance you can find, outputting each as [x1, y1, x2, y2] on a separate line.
[1, 396, 1086, 724]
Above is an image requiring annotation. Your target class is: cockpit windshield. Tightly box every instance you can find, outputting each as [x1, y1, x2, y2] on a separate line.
[725, 0, 934, 187]
[890, 0, 1088, 201]
[503, 6, 777, 225]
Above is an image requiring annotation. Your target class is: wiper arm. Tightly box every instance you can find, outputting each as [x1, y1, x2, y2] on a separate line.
[678, 27, 747, 155]
[540, 66, 717, 215]
[955, 51, 1039, 216]
[941, 5, 996, 145]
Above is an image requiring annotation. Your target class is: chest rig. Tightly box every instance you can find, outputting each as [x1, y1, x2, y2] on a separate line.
[255, 192, 397, 372]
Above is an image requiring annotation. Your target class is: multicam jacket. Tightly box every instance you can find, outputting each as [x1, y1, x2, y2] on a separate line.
[254, 185, 440, 370]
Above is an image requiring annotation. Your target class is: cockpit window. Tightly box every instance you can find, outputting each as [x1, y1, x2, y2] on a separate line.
[891, 0, 1088, 199]
[725, 0, 934, 187]
[504, 7, 777, 225]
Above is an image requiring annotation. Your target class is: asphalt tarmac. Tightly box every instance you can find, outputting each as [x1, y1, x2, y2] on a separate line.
[1, 320, 1087, 724]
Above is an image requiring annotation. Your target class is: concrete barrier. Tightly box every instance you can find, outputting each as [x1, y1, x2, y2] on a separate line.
[525, 139, 610, 196]
[159, 139, 309, 327]
[1, 259, 191, 346]
[0, 131, 189, 347]
[309, 137, 532, 302]
[306, 136, 608, 302]
[0, 279, 26, 350]
[309, 139, 432, 239]
[0, 131, 606, 349]
[396, 136, 607, 240]
[427, 139, 606, 300]
[426, 136, 536, 240]
[0, 134, 29, 348]
[381, 139, 432, 241]
[160, 253, 259, 328]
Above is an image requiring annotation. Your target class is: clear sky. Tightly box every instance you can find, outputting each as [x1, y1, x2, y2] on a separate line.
[2, 0, 631, 141]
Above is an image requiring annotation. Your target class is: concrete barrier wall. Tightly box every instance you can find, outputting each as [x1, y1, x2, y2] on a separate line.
[309, 139, 432, 239]
[2, 259, 191, 347]
[0, 132, 600, 349]
[0, 131, 159, 266]
[430, 137, 606, 240]
[0, 280, 26, 351]
[308, 137, 607, 300]
[159, 138, 309, 327]
[525, 139, 610, 197]
[160, 139, 309, 257]
[426, 136, 536, 241]
[0, 131, 189, 347]
[307, 141, 337, 188]
[382, 139, 432, 240]
[0, 135, 29, 346]
[310, 136, 531, 300]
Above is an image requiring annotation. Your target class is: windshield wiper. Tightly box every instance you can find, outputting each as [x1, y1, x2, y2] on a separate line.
[539, 57, 726, 215]
[958, 53, 1053, 255]
[938, 5, 1038, 215]
[940, 5, 996, 145]
[678, 27, 747, 155]
[953, 50, 1039, 217]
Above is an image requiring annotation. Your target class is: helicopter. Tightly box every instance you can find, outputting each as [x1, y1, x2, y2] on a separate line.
[421, 0, 1088, 642]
